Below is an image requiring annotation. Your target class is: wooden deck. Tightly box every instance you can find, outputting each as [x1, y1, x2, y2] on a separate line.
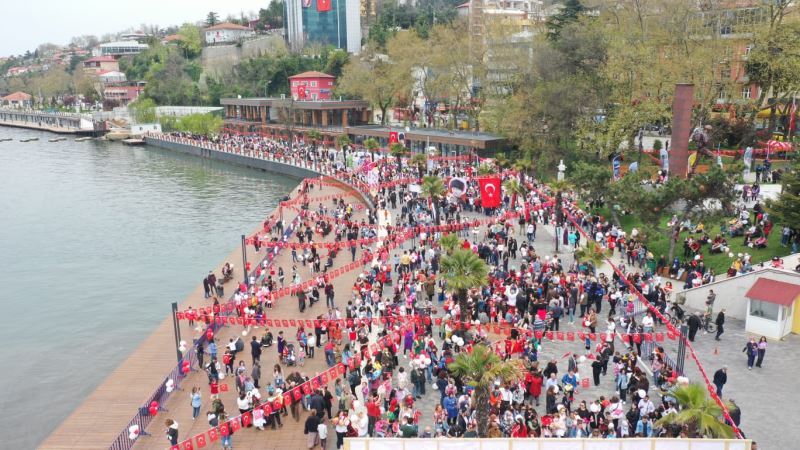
[40, 180, 369, 450]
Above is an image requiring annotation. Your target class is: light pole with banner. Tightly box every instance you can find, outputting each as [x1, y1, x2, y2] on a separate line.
[241, 234, 248, 287]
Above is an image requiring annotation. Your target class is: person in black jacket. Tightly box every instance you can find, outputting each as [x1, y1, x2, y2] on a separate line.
[715, 310, 726, 341]
[164, 418, 178, 446]
[304, 410, 321, 448]
[713, 366, 727, 396]
[686, 313, 701, 342]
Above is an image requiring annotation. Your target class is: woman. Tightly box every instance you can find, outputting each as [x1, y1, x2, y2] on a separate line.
[164, 418, 178, 446]
[756, 336, 767, 368]
[219, 413, 233, 450]
[527, 368, 544, 407]
[545, 386, 558, 414]
[743, 337, 758, 370]
[334, 410, 351, 449]
[190, 387, 202, 419]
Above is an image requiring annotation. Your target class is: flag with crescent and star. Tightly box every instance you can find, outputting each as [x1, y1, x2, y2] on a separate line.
[317, 0, 332, 12]
[479, 177, 501, 208]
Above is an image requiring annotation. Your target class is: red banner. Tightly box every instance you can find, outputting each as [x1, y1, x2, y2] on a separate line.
[317, 0, 331, 12]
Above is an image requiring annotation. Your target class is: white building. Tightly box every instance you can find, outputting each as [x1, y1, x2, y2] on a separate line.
[93, 41, 149, 57]
[204, 22, 255, 45]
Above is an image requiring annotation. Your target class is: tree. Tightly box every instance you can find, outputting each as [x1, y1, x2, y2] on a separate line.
[449, 344, 525, 437]
[364, 137, 380, 162]
[548, 179, 574, 226]
[336, 134, 351, 151]
[176, 24, 203, 59]
[176, 113, 223, 135]
[421, 175, 446, 223]
[440, 248, 489, 314]
[656, 384, 735, 438]
[258, 1, 285, 30]
[610, 166, 737, 261]
[439, 233, 460, 254]
[129, 98, 157, 123]
[574, 240, 611, 273]
[767, 158, 800, 232]
[569, 161, 612, 211]
[502, 177, 526, 209]
[307, 130, 322, 149]
[337, 45, 412, 126]
[410, 153, 427, 178]
[546, 0, 585, 41]
[206, 12, 220, 27]
[389, 142, 407, 172]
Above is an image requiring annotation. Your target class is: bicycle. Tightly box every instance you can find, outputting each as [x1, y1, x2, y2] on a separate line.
[701, 314, 716, 333]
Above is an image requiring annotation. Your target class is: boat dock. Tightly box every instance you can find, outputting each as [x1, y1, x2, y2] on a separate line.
[0, 109, 98, 135]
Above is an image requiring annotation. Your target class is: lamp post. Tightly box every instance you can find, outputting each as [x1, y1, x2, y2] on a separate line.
[171, 302, 182, 365]
[241, 234, 248, 287]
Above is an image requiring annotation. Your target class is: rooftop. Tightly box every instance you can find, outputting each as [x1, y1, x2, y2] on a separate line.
[84, 56, 117, 63]
[289, 71, 335, 79]
[351, 124, 503, 142]
[2, 91, 32, 101]
[745, 278, 800, 306]
[205, 22, 252, 32]
[220, 97, 368, 110]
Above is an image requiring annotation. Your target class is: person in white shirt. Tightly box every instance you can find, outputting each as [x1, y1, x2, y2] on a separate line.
[638, 395, 655, 416]
[641, 314, 654, 333]
[317, 420, 328, 448]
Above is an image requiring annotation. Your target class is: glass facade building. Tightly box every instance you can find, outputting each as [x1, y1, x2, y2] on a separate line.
[285, 0, 361, 53]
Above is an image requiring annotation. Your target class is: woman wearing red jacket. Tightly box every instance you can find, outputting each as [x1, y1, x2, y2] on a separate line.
[526, 368, 544, 406]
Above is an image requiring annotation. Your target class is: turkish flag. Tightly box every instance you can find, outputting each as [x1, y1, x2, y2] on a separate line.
[317, 0, 331, 12]
[208, 428, 219, 441]
[196, 434, 207, 448]
[389, 131, 399, 144]
[298, 85, 307, 99]
[182, 439, 195, 450]
[479, 177, 501, 208]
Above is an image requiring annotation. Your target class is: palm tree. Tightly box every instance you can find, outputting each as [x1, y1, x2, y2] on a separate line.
[364, 137, 379, 162]
[421, 175, 446, 224]
[656, 384, 735, 438]
[439, 233, 460, 254]
[449, 344, 525, 437]
[336, 134, 351, 152]
[440, 248, 489, 314]
[477, 162, 495, 176]
[574, 240, 610, 273]
[503, 177, 526, 209]
[409, 153, 428, 178]
[307, 130, 322, 150]
[389, 142, 407, 172]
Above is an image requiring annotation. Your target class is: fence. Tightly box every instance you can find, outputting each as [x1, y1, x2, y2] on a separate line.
[107, 206, 304, 450]
[344, 438, 751, 450]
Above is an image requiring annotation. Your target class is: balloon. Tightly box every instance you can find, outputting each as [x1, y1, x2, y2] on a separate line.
[179, 340, 187, 347]
[149, 406, 158, 416]
[150, 401, 159, 408]
[166, 385, 174, 393]
[218, 372, 225, 380]
[128, 425, 140, 435]
[128, 433, 137, 440]
[578, 356, 586, 363]
[178, 345, 187, 353]
[166, 379, 174, 387]
[242, 330, 248, 336]
[182, 365, 190, 374]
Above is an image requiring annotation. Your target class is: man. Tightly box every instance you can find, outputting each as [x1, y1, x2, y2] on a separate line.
[686, 312, 701, 342]
[713, 366, 727, 396]
[309, 389, 325, 418]
[399, 417, 418, 437]
[715, 309, 726, 341]
[250, 336, 261, 365]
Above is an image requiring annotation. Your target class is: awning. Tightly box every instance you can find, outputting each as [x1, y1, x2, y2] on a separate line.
[745, 278, 800, 306]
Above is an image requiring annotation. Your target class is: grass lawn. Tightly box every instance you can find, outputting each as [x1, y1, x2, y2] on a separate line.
[589, 207, 791, 275]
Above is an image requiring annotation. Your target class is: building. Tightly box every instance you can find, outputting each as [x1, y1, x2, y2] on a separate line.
[97, 70, 127, 84]
[103, 85, 144, 106]
[93, 41, 149, 57]
[2, 92, 33, 108]
[285, 0, 361, 54]
[745, 277, 800, 339]
[204, 22, 255, 45]
[83, 56, 120, 74]
[5, 66, 28, 77]
[289, 71, 336, 100]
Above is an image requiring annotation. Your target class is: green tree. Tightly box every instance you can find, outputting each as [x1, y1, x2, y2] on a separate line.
[336, 134, 351, 150]
[440, 248, 489, 313]
[176, 24, 203, 59]
[439, 233, 460, 254]
[546, 0, 585, 41]
[569, 161, 613, 211]
[389, 142, 407, 172]
[337, 45, 412, 125]
[206, 11, 220, 27]
[307, 130, 322, 149]
[364, 137, 380, 162]
[574, 240, 611, 273]
[767, 158, 800, 233]
[655, 384, 735, 438]
[449, 344, 525, 437]
[257, 1, 285, 30]
[129, 98, 157, 123]
[421, 175, 446, 222]
[176, 113, 223, 135]
[410, 153, 428, 178]
[502, 177, 526, 208]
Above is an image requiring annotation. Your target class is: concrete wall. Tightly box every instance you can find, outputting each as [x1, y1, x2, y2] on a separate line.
[345, 438, 751, 450]
[680, 268, 800, 320]
[145, 137, 319, 179]
[201, 34, 287, 77]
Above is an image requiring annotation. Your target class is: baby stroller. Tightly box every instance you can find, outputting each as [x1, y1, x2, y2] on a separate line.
[281, 342, 297, 366]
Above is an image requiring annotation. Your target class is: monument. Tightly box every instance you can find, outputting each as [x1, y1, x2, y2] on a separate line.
[669, 83, 694, 178]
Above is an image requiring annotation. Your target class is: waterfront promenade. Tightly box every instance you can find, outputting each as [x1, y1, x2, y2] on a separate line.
[39, 178, 361, 450]
[0, 109, 95, 135]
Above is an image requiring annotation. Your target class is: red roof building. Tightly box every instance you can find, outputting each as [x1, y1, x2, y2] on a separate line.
[744, 276, 800, 339]
[745, 278, 800, 306]
[2, 91, 33, 108]
[288, 71, 336, 101]
[83, 56, 119, 74]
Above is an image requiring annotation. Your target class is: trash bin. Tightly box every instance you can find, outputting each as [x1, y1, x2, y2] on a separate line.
[647, 260, 656, 273]
[215, 283, 224, 297]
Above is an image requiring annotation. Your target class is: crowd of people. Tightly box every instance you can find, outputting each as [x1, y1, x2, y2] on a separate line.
[160, 132, 752, 449]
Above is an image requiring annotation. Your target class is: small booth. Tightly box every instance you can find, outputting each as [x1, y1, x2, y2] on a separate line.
[744, 278, 800, 339]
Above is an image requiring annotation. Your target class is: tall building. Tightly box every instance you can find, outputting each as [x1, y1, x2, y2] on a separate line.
[285, 0, 362, 54]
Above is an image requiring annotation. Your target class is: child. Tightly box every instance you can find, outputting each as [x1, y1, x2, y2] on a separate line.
[317, 419, 328, 449]
[210, 380, 220, 400]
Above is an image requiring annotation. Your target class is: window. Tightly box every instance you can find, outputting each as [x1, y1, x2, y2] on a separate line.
[310, 81, 317, 87]
[741, 87, 751, 99]
[749, 299, 780, 321]
[292, 81, 298, 86]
